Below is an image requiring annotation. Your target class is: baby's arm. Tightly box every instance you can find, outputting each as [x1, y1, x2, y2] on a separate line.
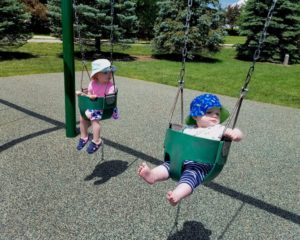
[224, 128, 243, 142]
[75, 90, 97, 99]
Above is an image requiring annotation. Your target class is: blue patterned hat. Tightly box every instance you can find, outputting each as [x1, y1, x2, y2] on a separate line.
[185, 93, 230, 125]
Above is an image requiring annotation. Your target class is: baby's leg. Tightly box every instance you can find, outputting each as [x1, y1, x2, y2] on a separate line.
[167, 183, 192, 206]
[166, 162, 212, 206]
[138, 163, 169, 185]
[91, 120, 102, 144]
[79, 116, 90, 139]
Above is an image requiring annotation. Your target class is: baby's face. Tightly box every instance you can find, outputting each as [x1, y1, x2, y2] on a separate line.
[94, 71, 112, 84]
[194, 108, 221, 128]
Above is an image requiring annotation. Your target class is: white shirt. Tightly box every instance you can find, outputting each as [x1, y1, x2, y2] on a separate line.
[183, 124, 225, 141]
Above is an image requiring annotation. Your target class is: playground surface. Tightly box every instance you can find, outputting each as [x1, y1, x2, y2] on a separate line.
[0, 73, 299, 239]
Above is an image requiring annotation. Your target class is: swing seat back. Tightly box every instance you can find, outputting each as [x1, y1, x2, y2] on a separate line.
[163, 126, 231, 183]
[78, 92, 117, 120]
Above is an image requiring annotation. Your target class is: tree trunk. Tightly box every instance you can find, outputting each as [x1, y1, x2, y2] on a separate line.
[95, 36, 101, 53]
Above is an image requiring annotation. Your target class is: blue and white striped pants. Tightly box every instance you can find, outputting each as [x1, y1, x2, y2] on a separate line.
[163, 161, 213, 191]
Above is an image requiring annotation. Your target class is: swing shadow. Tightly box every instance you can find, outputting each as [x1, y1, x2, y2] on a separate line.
[84, 160, 129, 185]
[167, 221, 212, 240]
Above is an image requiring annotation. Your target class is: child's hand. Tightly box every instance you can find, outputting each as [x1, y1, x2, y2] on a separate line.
[75, 90, 83, 96]
[88, 94, 97, 100]
[224, 128, 243, 142]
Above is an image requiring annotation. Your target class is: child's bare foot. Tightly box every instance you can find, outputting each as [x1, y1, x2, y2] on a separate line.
[167, 191, 181, 206]
[138, 162, 155, 184]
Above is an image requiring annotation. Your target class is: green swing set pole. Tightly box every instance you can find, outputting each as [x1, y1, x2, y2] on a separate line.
[61, 0, 76, 137]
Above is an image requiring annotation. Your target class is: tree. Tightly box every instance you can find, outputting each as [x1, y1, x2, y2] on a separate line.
[225, 4, 241, 35]
[152, 0, 225, 56]
[135, 0, 159, 40]
[47, 0, 138, 54]
[236, 0, 300, 64]
[21, 0, 49, 34]
[0, 0, 32, 47]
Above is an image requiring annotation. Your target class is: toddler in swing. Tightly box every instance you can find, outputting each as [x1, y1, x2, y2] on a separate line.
[138, 93, 243, 206]
[76, 59, 118, 154]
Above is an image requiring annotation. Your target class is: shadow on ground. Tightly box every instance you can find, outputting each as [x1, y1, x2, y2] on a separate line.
[0, 51, 37, 60]
[167, 220, 212, 240]
[84, 160, 129, 185]
[152, 53, 221, 63]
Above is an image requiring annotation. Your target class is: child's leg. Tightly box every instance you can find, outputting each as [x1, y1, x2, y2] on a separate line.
[91, 120, 102, 144]
[167, 183, 192, 206]
[138, 162, 169, 185]
[167, 162, 212, 206]
[79, 115, 90, 139]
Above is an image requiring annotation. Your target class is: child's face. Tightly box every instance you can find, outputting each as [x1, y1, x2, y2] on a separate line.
[94, 71, 112, 84]
[193, 108, 221, 128]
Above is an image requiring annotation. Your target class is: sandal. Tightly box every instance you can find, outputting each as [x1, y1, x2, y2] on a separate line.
[76, 137, 89, 150]
[86, 140, 103, 154]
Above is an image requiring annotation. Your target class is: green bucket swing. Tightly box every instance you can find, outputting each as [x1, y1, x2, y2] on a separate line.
[77, 64, 118, 121]
[78, 91, 118, 121]
[74, 0, 117, 121]
[164, 126, 232, 183]
[163, 0, 277, 183]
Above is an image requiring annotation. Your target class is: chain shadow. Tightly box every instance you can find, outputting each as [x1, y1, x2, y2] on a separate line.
[167, 221, 212, 240]
[84, 160, 129, 185]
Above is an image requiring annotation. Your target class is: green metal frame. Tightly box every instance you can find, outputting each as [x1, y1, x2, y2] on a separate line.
[78, 92, 117, 120]
[163, 126, 232, 183]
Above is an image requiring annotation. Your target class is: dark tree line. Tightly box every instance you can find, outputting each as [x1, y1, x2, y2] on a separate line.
[1, 0, 299, 63]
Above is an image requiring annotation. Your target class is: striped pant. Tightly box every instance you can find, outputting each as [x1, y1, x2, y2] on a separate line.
[163, 161, 213, 191]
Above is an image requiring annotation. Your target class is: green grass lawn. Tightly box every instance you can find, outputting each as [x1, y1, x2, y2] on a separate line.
[0, 42, 299, 108]
[224, 36, 246, 44]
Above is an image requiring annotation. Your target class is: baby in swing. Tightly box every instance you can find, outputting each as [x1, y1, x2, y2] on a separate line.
[76, 59, 118, 154]
[138, 93, 243, 206]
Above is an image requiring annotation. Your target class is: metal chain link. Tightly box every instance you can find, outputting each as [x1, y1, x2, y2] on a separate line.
[110, 0, 115, 64]
[73, 0, 91, 90]
[225, 0, 277, 130]
[240, 0, 277, 95]
[73, 0, 86, 66]
[178, 0, 193, 87]
[169, 0, 193, 125]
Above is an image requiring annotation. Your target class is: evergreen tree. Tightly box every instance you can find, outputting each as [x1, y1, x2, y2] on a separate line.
[48, 0, 138, 53]
[0, 0, 32, 46]
[236, 0, 300, 64]
[136, 0, 159, 40]
[152, 0, 225, 56]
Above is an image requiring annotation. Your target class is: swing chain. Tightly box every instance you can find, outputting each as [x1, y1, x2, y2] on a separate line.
[169, 0, 193, 126]
[240, 0, 277, 96]
[73, 0, 91, 91]
[73, 0, 86, 66]
[226, 0, 277, 130]
[110, 0, 115, 64]
[178, 0, 193, 87]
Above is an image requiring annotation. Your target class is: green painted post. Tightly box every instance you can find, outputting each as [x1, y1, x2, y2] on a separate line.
[61, 0, 77, 137]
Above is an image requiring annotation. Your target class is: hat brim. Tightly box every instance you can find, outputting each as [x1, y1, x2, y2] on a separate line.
[185, 107, 230, 125]
[91, 65, 117, 78]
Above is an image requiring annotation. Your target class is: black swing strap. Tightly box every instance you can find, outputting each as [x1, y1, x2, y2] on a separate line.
[168, 0, 193, 126]
[224, 0, 278, 131]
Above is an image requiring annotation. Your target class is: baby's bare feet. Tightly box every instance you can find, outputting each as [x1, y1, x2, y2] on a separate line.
[138, 162, 155, 184]
[167, 191, 180, 206]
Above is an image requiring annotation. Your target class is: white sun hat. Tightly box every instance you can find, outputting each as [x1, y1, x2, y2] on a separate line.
[91, 59, 116, 78]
